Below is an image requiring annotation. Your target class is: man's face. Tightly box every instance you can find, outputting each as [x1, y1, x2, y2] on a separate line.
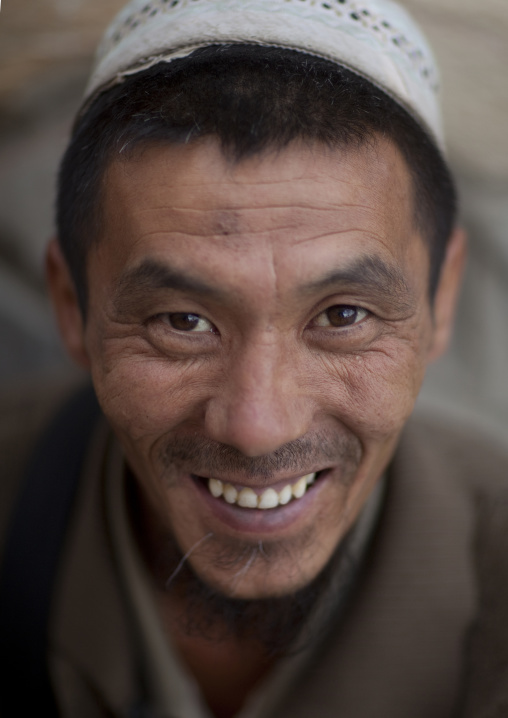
[60, 137, 450, 599]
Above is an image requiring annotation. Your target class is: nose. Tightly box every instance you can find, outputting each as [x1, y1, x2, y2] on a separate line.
[204, 335, 312, 457]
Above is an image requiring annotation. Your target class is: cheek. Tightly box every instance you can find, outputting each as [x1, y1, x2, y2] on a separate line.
[315, 337, 429, 440]
[89, 345, 214, 442]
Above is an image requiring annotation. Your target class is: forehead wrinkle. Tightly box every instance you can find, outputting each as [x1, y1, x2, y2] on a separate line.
[153, 201, 379, 213]
[135, 226, 381, 251]
[134, 203, 385, 249]
[188, 162, 382, 189]
[137, 203, 383, 231]
[291, 227, 390, 248]
[130, 205, 386, 248]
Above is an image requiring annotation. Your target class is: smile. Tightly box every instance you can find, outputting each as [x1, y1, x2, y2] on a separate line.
[205, 473, 317, 510]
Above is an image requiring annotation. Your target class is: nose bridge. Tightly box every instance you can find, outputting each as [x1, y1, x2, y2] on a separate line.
[204, 332, 310, 457]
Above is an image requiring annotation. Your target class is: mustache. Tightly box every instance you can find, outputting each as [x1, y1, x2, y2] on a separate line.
[159, 430, 362, 480]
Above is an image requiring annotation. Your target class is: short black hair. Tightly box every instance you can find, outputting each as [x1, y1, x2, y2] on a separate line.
[57, 44, 457, 313]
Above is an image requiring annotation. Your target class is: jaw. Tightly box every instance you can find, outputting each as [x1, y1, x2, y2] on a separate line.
[124, 423, 400, 601]
[131, 460, 384, 600]
[142, 514, 361, 657]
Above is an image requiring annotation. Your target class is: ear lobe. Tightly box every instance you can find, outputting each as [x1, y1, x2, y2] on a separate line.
[45, 239, 90, 369]
[428, 226, 467, 362]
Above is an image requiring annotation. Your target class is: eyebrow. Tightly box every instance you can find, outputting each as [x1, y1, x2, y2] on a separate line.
[113, 259, 227, 315]
[117, 260, 219, 296]
[113, 254, 415, 316]
[300, 255, 416, 313]
[300, 255, 413, 308]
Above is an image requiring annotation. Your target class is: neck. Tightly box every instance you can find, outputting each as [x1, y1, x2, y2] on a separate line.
[158, 591, 275, 718]
[127, 470, 364, 718]
[127, 473, 280, 717]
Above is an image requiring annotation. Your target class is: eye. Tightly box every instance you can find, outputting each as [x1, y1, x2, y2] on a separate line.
[159, 312, 216, 333]
[313, 305, 369, 328]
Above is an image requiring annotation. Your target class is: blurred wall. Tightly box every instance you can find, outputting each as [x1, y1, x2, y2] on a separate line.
[0, 0, 125, 385]
[0, 0, 507, 436]
[400, 0, 508, 437]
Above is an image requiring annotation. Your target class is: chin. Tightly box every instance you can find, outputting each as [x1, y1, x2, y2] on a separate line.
[180, 526, 335, 601]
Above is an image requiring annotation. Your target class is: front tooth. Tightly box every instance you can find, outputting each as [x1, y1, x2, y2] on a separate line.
[258, 488, 279, 510]
[278, 485, 292, 505]
[237, 487, 258, 508]
[208, 478, 223, 498]
[292, 477, 307, 499]
[223, 484, 238, 504]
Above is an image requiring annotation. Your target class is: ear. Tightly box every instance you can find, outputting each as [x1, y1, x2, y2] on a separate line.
[428, 226, 467, 362]
[45, 239, 90, 369]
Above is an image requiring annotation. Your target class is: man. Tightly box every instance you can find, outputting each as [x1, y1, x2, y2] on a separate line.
[1, 1, 507, 716]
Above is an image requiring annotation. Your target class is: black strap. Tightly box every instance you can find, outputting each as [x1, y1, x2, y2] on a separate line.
[0, 384, 101, 716]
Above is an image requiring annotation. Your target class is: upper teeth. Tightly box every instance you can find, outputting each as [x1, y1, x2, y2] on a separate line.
[207, 473, 316, 510]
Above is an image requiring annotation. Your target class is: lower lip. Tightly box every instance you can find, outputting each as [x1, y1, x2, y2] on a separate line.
[188, 472, 330, 536]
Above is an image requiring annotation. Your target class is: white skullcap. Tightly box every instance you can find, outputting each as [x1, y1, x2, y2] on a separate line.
[84, 0, 444, 150]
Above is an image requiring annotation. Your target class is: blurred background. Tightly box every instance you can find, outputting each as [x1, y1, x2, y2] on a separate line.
[0, 0, 507, 437]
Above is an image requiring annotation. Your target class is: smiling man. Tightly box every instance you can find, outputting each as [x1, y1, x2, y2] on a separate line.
[1, 1, 508, 717]
[80, 136, 436, 601]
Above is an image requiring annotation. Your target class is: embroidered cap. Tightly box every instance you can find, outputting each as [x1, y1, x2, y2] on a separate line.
[84, 0, 444, 150]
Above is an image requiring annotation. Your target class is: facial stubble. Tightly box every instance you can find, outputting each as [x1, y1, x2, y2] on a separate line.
[130, 429, 363, 655]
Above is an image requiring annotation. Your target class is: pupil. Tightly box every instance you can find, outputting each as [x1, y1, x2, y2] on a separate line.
[327, 306, 357, 327]
[170, 313, 199, 331]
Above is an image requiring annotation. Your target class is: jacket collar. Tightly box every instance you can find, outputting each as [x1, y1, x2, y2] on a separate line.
[49, 418, 140, 716]
[275, 418, 477, 718]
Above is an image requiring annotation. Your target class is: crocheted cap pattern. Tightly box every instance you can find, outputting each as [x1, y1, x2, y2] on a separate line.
[84, 0, 444, 149]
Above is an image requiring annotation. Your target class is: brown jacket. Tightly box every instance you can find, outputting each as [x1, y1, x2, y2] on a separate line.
[1, 385, 507, 717]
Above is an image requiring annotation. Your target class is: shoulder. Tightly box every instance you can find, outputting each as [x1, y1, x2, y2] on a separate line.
[396, 410, 508, 498]
[398, 412, 508, 717]
[0, 374, 87, 552]
[461, 486, 508, 718]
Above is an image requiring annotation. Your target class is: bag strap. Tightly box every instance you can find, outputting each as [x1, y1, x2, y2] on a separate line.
[0, 384, 101, 716]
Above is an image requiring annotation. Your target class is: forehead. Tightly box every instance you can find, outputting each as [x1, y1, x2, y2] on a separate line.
[97, 137, 425, 297]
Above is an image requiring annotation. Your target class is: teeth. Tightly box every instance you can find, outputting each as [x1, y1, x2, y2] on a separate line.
[208, 478, 223, 498]
[237, 487, 258, 508]
[223, 484, 238, 504]
[206, 473, 317, 510]
[278, 485, 292, 505]
[292, 477, 307, 499]
[258, 488, 279, 509]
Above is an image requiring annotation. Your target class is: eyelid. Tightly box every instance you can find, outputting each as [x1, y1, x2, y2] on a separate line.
[154, 312, 217, 333]
[312, 305, 369, 328]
